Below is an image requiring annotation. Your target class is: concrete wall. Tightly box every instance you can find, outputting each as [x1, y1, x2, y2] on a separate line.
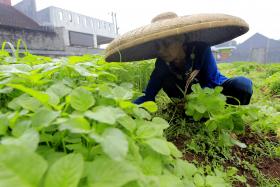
[0, 26, 65, 51]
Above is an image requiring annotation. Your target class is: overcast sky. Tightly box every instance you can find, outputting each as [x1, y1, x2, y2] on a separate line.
[13, 0, 280, 43]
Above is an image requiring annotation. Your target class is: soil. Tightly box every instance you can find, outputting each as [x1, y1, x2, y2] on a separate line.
[169, 126, 280, 187]
[257, 157, 280, 179]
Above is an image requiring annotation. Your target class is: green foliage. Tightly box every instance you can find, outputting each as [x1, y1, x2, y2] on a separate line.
[0, 145, 48, 187]
[265, 71, 280, 95]
[0, 49, 279, 187]
[70, 87, 95, 111]
[184, 84, 251, 148]
[185, 84, 226, 121]
[1, 52, 226, 187]
[44, 154, 84, 187]
[161, 62, 280, 187]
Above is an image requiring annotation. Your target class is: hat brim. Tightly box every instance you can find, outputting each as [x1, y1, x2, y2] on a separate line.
[105, 14, 249, 62]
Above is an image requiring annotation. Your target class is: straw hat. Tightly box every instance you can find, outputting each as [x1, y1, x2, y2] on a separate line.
[105, 12, 249, 62]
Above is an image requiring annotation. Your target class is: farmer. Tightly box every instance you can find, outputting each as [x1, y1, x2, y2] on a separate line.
[105, 12, 253, 105]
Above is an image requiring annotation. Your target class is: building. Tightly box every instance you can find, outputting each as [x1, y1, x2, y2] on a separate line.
[227, 33, 280, 63]
[0, 0, 118, 56]
[212, 46, 236, 62]
[211, 40, 237, 62]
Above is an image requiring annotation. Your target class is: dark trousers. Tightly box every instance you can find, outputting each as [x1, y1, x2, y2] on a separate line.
[221, 76, 253, 105]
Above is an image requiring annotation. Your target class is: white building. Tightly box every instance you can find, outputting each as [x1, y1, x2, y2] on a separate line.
[14, 0, 118, 48]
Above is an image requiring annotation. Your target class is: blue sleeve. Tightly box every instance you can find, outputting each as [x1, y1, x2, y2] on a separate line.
[199, 46, 228, 88]
[133, 58, 169, 104]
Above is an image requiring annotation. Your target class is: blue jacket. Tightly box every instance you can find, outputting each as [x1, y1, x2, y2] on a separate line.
[134, 42, 228, 104]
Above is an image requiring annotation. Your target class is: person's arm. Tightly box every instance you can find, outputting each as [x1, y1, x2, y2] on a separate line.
[133, 58, 168, 104]
[199, 46, 228, 88]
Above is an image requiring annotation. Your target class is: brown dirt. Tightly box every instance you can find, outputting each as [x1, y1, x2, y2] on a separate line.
[233, 170, 257, 187]
[257, 157, 280, 179]
[183, 151, 206, 163]
[171, 134, 187, 150]
[170, 126, 280, 187]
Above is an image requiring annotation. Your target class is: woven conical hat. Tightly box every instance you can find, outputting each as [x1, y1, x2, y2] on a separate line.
[105, 12, 249, 62]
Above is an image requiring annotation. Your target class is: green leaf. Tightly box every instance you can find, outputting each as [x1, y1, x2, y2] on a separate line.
[205, 120, 217, 132]
[140, 101, 158, 113]
[142, 155, 162, 175]
[85, 106, 125, 125]
[46, 91, 60, 106]
[101, 128, 128, 161]
[214, 86, 223, 93]
[193, 174, 205, 187]
[70, 87, 95, 111]
[119, 101, 135, 110]
[59, 117, 91, 133]
[193, 112, 203, 121]
[87, 157, 139, 187]
[65, 144, 89, 158]
[194, 105, 206, 113]
[44, 153, 84, 187]
[0, 64, 32, 74]
[1, 129, 39, 151]
[232, 113, 245, 133]
[7, 84, 49, 105]
[191, 84, 201, 92]
[31, 108, 59, 129]
[218, 132, 233, 147]
[174, 160, 197, 179]
[37, 146, 67, 166]
[145, 138, 170, 156]
[0, 145, 47, 187]
[99, 85, 132, 100]
[158, 174, 184, 187]
[0, 115, 9, 135]
[71, 64, 97, 77]
[12, 119, 31, 137]
[231, 138, 247, 148]
[117, 115, 136, 132]
[112, 86, 133, 100]
[10, 94, 41, 112]
[46, 82, 72, 98]
[167, 142, 182, 158]
[136, 122, 163, 139]
[0, 87, 13, 94]
[152, 117, 169, 129]
[133, 107, 151, 120]
[205, 175, 227, 187]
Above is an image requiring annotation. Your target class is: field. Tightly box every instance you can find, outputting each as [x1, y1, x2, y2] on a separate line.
[0, 49, 279, 187]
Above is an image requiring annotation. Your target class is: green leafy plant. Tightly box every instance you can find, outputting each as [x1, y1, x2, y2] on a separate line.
[184, 84, 250, 148]
[1, 51, 236, 187]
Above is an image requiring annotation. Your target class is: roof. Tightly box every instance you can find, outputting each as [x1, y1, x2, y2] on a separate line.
[211, 46, 236, 51]
[0, 3, 40, 30]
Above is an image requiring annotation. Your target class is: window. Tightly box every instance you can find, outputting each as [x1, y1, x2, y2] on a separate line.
[77, 16, 80, 24]
[69, 13, 72, 22]
[59, 12, 63, 21]
[98, 21, 100, 29]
